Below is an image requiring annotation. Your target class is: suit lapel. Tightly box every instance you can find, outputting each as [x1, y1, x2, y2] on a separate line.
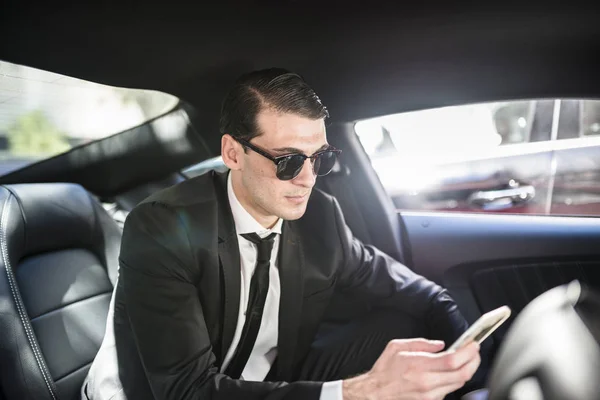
[215, 172, 241, 365]
[276, 220, 305, 381]
[212, 171, 305, 378]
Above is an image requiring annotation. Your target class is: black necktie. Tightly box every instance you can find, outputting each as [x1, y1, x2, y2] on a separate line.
[225, 232, 277, 379]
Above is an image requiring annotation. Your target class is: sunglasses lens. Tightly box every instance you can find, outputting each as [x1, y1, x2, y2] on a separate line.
[276, 151, 339, 180]
[314, 151, 338, 176]
[276, 155, 306, 180]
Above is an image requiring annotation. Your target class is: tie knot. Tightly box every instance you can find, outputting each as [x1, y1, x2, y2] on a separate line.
[241, 232, 276, 262]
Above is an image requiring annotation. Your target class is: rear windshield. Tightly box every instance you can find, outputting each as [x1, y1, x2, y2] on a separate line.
[0, 60, 179, 175]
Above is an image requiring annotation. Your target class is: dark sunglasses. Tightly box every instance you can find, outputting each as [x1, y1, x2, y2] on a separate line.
[232, 137, 342, 181]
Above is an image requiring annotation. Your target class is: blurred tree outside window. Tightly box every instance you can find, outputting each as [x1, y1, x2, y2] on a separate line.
[7, 110, 70, 157]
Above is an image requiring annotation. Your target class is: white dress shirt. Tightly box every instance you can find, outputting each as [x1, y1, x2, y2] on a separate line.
[222, 172, 343, 399]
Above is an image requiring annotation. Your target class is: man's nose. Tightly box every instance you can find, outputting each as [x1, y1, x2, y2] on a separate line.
[292, 158, 317, 187]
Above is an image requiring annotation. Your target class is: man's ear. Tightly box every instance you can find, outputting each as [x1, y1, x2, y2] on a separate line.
[221, 134, 243, 170]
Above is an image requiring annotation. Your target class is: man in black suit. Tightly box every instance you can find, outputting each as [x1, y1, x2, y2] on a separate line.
[83, 69, 480, 400]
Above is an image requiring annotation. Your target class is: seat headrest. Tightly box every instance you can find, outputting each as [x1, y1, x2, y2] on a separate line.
[0, 183, 109, 256]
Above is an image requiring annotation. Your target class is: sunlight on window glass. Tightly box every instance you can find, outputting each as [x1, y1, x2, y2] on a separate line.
[355, 101, 534, 163]
[0, 61, 179, 175]
[582, 101, 600, 137]
[354, 101, 535, 192]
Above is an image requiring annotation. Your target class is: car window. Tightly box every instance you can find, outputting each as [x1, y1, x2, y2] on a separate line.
[354, 99, 600, 217]
[355, 101, 538, 164]
[0, 61, 179, 176]
[582, 100, 600, 137]
[551, 99, 600, 216]
[556, 99, 600, 140]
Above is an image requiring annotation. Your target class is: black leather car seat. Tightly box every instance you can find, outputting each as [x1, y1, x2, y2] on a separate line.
[0, 183, 122, 400]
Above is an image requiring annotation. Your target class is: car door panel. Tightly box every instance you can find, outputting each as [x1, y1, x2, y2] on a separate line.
[402, 212, 600, 282]
[468, 260, 599, 340]
[400, 210, 600, 354]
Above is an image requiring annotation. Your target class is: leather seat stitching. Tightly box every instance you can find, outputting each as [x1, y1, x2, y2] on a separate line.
[0, 195, 57, 400]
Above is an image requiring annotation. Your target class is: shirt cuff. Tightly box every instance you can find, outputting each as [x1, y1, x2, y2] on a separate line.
[320, 380, 343, 400]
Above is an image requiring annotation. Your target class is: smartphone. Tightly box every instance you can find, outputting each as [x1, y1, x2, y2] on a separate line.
[446, 305, 511, 352]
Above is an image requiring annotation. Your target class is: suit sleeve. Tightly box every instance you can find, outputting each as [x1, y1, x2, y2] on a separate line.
[330, 197, 469, 345]
[119, 202, 322, 400]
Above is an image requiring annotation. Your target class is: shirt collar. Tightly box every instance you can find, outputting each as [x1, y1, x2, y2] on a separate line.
[227, 171, 283, 237]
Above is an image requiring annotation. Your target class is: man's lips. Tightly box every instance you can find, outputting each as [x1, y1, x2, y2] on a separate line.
[285, 193, 309, 203]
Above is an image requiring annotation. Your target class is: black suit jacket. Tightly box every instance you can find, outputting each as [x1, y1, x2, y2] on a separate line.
[91, 171, 468, 400]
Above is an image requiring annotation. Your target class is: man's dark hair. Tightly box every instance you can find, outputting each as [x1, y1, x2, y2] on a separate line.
[219, 68, 329, 140]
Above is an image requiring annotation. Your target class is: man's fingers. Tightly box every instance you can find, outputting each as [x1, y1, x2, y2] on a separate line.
[427, 341, 480, 371]
[387, 338, 445, 353]
[422, 353, 482, 389]
[462, 353, 482, 380]
[423, 381, 465, 400]
[418, 357, 481, 400]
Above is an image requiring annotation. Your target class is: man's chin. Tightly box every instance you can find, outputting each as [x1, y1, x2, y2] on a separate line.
[278, 204, 308, 221]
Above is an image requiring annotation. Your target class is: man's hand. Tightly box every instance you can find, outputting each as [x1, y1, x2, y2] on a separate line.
[342, 338, 480, 400]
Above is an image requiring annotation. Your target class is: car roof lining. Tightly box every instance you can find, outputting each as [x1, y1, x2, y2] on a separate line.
[1, 2, 599, 195]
